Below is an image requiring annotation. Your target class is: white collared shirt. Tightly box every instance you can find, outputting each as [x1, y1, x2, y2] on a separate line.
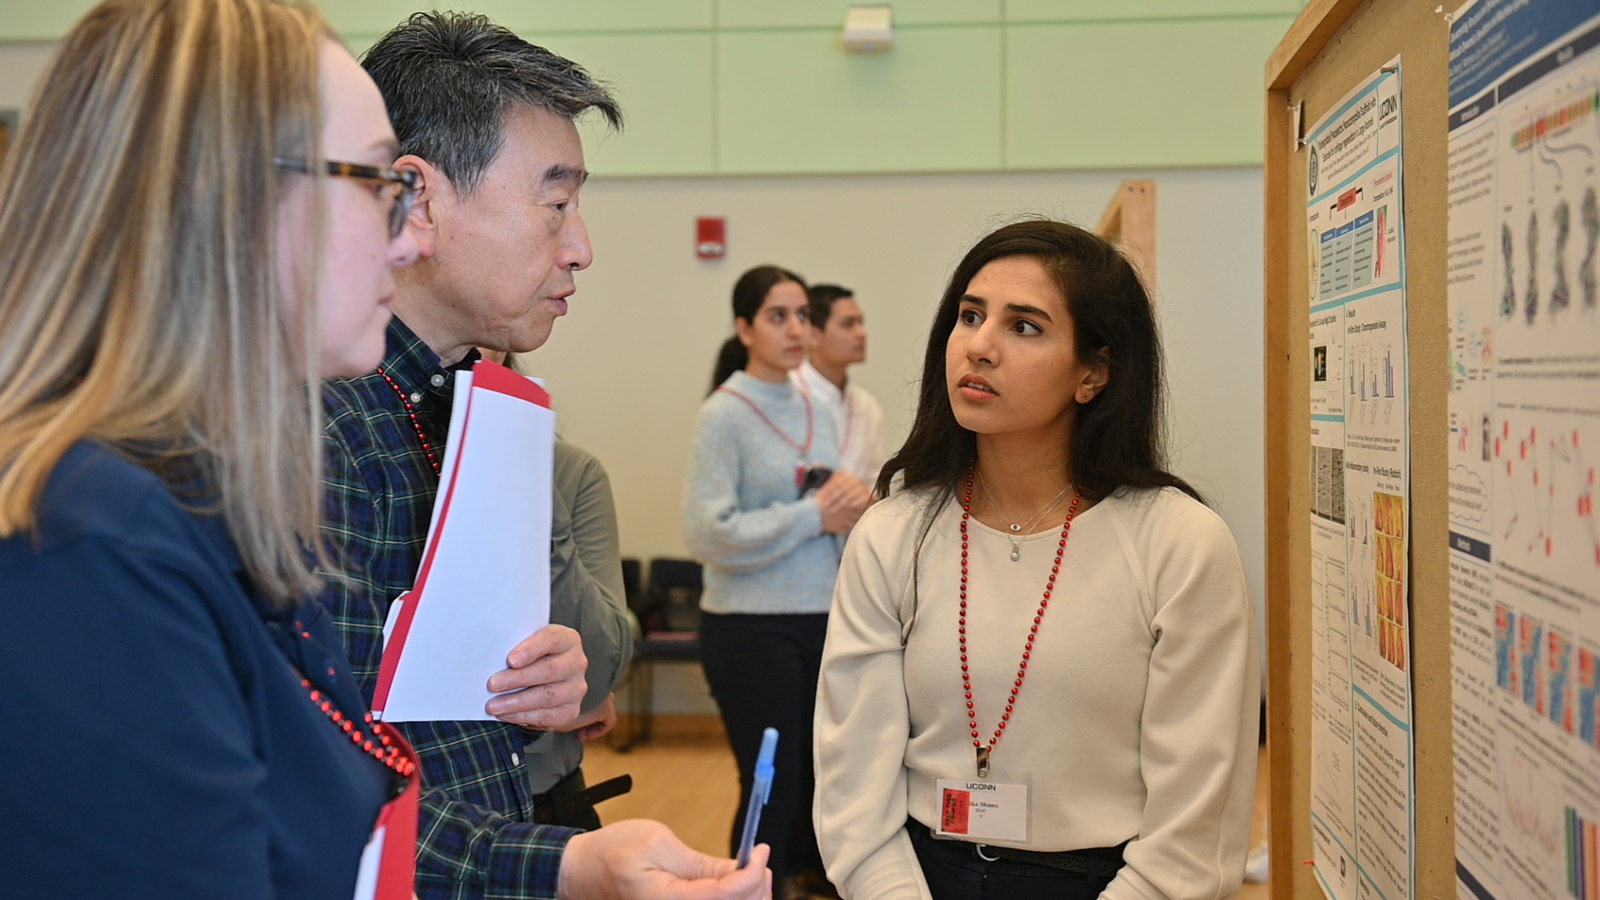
[793, 360, 887, 484]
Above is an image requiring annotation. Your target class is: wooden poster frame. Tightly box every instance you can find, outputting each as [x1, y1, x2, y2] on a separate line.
[1263, 1, 1454, 897]
[1096, 178, 1158, 294]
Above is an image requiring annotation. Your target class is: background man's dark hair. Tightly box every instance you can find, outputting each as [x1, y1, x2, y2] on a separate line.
[361, 11, 623, 195]
[806, 283, 854, 331]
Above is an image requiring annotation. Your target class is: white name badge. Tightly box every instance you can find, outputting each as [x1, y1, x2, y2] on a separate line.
[933, 779, 1029, 843]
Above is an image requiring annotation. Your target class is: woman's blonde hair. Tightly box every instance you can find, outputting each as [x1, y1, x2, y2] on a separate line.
[0, 0, 332, 604]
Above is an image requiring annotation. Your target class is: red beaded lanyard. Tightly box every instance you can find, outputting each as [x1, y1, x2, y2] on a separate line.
[958, 464, 1081, 778]
[299, 677, 418, 779]
[289, 619, 417, 780]
[716, 386, 814, 458]
[376, 367, 441, 476]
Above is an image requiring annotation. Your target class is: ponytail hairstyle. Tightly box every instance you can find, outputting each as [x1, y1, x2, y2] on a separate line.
[708, 337, 748, 396]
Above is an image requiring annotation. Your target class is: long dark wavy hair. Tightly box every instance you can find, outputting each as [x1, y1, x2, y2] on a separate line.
[708, 264, 806, 394]
[880, 219, 1199, 516]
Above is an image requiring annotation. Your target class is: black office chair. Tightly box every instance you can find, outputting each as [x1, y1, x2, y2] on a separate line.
[620, 557, 644, 621]
[613, 557, 703, 752]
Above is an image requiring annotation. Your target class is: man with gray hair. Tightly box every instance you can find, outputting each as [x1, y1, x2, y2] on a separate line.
[319, 12, 768, 899]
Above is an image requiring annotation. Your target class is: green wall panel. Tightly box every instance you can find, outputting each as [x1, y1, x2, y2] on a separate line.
[718, 26, 1002, 173]
[341, 34, 383, 58]
[0, 0, 100, 41]
[717, 0, 999, 29]
[468, 0, 712, 34]
[540, 33, 715, 176]
[1004, 0, 1303, 22]
[320, 0, 431, 38]
[0, 2, 1300, 175]
[1004, 17, 1289, 169]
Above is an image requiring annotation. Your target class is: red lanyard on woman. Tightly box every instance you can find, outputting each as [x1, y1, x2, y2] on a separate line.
[958, 465, 1082, 778]
[716, 385, 814, 458]
[360, 725, 420, 900]
[298, 677, 420, 899]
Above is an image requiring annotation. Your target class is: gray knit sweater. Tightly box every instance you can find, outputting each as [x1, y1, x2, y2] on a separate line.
[682, 370, 846, 615]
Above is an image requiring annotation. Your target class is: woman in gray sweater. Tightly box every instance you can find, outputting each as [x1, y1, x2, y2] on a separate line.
[684, 265, 871, 898]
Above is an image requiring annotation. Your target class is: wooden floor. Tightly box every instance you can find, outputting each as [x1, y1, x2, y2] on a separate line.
[585, 714, 1271, 898]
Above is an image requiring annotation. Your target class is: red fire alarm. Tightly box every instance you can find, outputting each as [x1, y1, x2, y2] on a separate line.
[696, 216, 726, 259]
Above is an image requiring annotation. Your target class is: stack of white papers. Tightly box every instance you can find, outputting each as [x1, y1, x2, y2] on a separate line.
[372, 361, 554, 722]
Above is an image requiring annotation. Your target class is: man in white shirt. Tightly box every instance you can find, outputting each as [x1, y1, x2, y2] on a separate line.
[793, 284, 888, 485]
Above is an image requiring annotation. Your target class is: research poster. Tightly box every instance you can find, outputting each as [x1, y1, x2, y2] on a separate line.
[1447, 2, 1600, 898]
[1306, 59, 1416, 900]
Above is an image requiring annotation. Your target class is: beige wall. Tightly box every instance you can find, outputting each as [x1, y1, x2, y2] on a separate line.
[0, 43, 52, 115]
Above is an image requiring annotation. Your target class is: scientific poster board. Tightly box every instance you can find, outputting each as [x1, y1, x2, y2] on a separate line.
[1445, 2, 1600, 898]
[1264, 1, 1453, 897]
[1304, 59, 1416, 900]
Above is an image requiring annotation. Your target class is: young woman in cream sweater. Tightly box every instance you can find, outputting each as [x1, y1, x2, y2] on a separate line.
[815, 220, 1259, 900]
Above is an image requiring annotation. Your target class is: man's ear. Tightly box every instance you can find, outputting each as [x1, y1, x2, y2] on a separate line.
[395, 154, 443, 259]
[1077, 347, 1111, 403]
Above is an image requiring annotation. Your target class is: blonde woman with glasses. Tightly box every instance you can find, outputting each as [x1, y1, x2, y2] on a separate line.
[0, 1, 428, 890]
[0, 0, 421, 895]
[0, 2, 774, 898]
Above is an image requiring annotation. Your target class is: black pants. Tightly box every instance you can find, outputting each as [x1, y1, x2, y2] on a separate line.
[908, 819, 1123, 900]
[699, 611, 829, 887]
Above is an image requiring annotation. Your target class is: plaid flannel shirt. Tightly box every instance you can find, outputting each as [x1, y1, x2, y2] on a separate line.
[319, 318, 577, 900]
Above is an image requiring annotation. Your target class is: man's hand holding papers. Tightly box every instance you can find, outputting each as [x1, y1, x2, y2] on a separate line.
[484, 623, 588, 728]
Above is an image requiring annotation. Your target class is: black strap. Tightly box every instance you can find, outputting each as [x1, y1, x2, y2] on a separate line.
[533, 773, 633, 823]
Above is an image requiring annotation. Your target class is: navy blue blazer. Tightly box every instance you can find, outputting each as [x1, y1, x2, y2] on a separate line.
[0, 442, 392, 899]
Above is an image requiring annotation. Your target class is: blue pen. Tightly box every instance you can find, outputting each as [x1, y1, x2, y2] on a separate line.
[736, 727, 778, 869]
